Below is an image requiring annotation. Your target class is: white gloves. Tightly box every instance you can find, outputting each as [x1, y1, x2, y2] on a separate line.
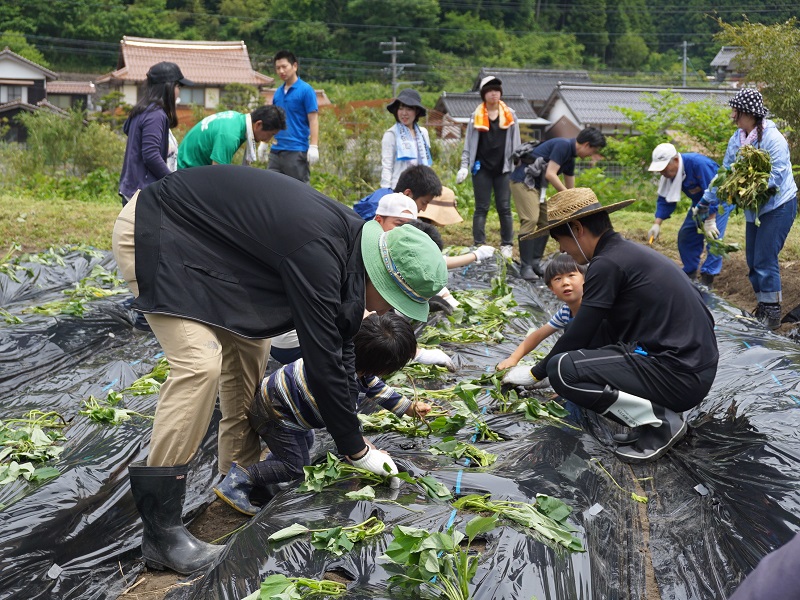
[648, 223, 660, 242]
[350, 447, 399, 479]
[530, 377, 551, 390]
[438, 286, 460, 309]
[456, 167, 469, 184]
[704, 217, 720, 239]
[415, 348, 456, 371]
[473, 245, 496, 263]
[502, 365, 536, 386]
[307, 145, 319, 165]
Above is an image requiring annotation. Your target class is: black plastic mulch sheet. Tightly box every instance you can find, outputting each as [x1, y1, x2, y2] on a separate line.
[165, 261, 800, 600]
[3, 251, 800, 600]
[0, 250, 221, 600]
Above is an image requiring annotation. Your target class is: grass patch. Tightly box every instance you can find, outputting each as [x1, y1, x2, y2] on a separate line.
[0, 191, 120, 252]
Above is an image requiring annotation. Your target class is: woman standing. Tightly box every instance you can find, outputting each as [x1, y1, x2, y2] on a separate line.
[118, 61, 191, 205]
[703, 88, 797, 329]
[457, 76, 520, 259]
[381, 88, 432, 189]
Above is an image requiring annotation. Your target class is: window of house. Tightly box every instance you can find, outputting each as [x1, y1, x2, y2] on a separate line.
[7, 86, 22, 101]
[180, 87, 205, 107]
[49, 95, 72, 110]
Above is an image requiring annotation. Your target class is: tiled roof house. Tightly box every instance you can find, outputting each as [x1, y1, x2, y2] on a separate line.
[541, 82, 739, 138]
[432, 92, 549, 140]
[0, 47, 70, 142]
[96, 36, 274, 110]
[710, 46, 743, 82]
[474, 68, 592, 113]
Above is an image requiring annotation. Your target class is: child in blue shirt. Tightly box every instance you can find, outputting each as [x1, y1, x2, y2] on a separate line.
[214, 312, 431, 515]
[497, 253, 586, 372]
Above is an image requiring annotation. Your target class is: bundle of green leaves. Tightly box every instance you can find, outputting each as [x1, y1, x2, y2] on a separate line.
[0, 411, 65, 485]
[297, 452, 453, 501]
[268, 516, 386, 556]
[417, 289, 527, 345]
[358, 409, 439, 438]
[713, 145, 775, 225]
[382, 516, 498, 600]
[240, 574, 346, 600]
[452, 493, 584, 553]
[429, 438, 498, 467]
[24, 264, 128, 317]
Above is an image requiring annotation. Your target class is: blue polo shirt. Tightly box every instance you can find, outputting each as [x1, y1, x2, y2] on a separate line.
[272, 77, 318, 152]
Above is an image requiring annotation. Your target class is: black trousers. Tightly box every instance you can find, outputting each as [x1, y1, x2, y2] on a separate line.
[268, 150, 310, 184]
[546, 342, 717, 413]
[472, 169, 514, 246]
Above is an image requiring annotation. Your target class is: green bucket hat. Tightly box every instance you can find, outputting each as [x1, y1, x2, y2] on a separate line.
[361, 220, 448, 322]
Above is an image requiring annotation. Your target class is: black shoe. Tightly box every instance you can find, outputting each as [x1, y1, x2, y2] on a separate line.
[612, 426, 643, 445]
[698, 273, 715, 288]
[614, 408, 687, 463]
[129, 463, 224, 574]
[685, 270, 698, 281]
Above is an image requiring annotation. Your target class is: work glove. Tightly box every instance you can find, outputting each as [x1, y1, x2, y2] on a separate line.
[456, 167, 469, 184]
[428, 295, 454, 315]
[502, 365, 536, 386]
[438, 286, 460, 309]
[704, 217, 720, 239]
[648, 223, 660, 243]
[349, 447, 400, 485]
[691, 204, 709, 222]
[530, 377, 551, 390]
[307, 145, 319, 165]
[415, 348, 456, 371]
[473, 245, 496, 263]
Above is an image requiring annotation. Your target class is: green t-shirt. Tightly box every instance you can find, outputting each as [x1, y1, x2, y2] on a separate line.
[177, 111, 246, 168]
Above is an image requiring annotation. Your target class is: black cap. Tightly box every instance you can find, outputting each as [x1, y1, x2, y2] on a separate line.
[146, 62, 193, 86]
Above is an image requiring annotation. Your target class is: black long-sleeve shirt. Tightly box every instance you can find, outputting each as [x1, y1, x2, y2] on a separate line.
[134, 165, 368, 456]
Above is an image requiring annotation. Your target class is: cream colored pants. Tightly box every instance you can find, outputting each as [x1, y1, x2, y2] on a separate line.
[112, 195, 269, 473]
[510, 181, 549, 237]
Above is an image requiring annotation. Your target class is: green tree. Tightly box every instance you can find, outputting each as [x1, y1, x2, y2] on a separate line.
[565, 0, 608, 59]
[0, 30, 48, 66]
[716, 18, 800, 161]
[217, 83, 261, 112]
[434, 12, 502, 57]
[612, 33, 649, 71]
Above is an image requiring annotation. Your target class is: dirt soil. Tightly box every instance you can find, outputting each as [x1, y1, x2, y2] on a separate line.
[116, 252, 800, 600]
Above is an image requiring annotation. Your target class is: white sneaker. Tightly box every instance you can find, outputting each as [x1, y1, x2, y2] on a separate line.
[500, 245, 513, 260]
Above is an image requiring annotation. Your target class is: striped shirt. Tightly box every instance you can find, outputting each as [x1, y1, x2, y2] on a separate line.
[547, 303, 573, 330]
[260, 358, 413, 432]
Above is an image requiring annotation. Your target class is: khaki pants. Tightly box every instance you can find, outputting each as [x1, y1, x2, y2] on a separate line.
[112, 196, 270, 473]
[510, 181, 549, 237]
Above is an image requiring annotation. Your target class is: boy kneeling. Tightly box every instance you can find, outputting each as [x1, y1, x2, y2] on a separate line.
[214, 313, 431, 515]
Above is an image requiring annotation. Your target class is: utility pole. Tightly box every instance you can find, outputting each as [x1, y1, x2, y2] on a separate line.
[682, 40, 688, 88]
[380, 37, 422, 97]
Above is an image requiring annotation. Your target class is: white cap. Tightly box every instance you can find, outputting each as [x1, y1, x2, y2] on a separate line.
[376, 193, 418, 220]
[648, 143, 678, 172]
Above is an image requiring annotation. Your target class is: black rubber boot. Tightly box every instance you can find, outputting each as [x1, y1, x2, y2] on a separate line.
[699, 272, 715, 288]
[756, 302, 781, 330]
[129, 462, 224, 575]
[529, 236, 549, 278]
[518, 237, 538, 280]
[614, 405, 687, 464]
[686, 270, 698, 281]
[612, 427, 643, 445]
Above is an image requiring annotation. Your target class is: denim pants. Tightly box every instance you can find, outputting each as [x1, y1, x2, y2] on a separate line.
[247, 417, 315, 490]
[677, 202, 734, 276]
[472, 169, 514, 246]
[745, 196, 797, 303]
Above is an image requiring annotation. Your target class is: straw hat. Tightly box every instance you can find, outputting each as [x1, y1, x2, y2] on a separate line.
[417, 187, 463, 226]
[521, 188, 635, 240]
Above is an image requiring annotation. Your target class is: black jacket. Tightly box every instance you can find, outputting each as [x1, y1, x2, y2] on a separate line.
[134, 165, 367, 455]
